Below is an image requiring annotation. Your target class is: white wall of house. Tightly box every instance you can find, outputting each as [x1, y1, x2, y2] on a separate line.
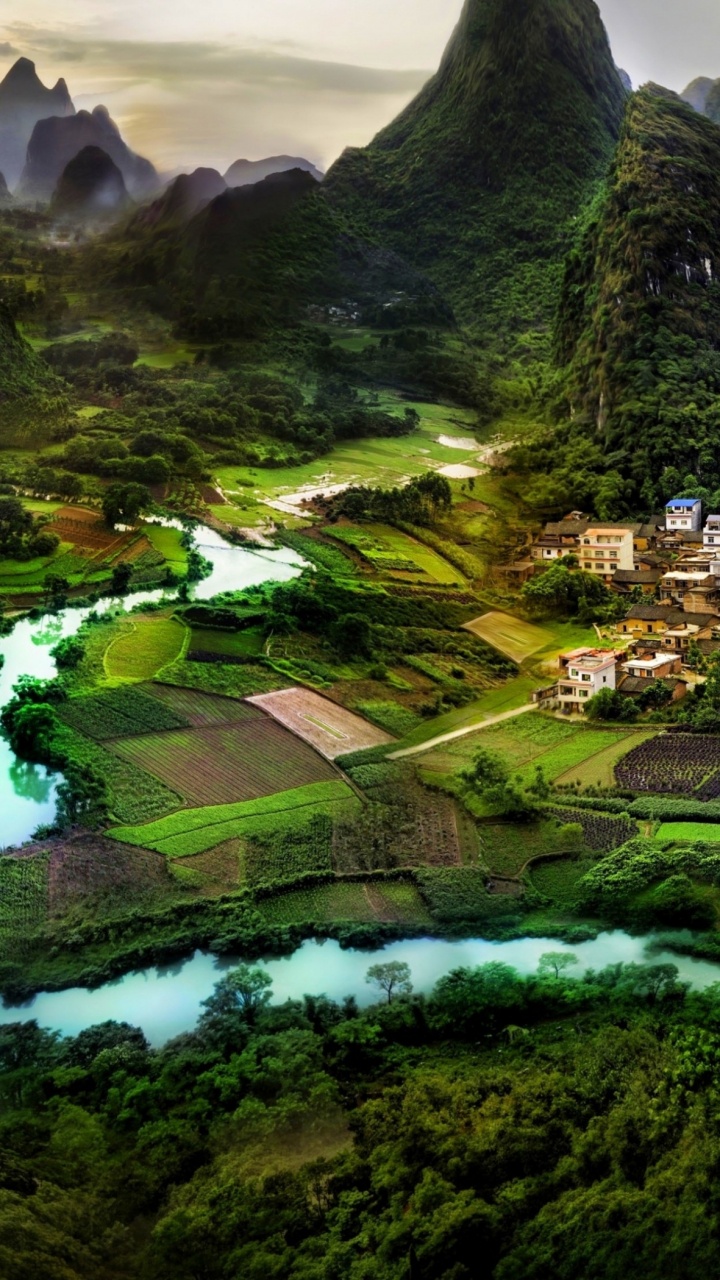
[578, 528, 634, 576]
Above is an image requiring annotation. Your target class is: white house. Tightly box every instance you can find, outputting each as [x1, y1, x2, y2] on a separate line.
[666, 498, 702, 533]
[704, 515, 720, 550]
[557, 649, 619, 713]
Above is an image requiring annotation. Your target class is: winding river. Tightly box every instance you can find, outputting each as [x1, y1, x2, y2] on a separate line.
[2, 932, 720, 1046]
[0, 523, 306, 848]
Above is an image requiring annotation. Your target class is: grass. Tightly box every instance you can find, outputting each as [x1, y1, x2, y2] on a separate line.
[513, 730, 634, 786]
[556, 730, 659, 788]
[463, 612, 551, 663]
[391, 676, 538, 751]
[108, 780, 358, 856]
[260, 880, 431, 925]
[143, 523, 189, 573]
[188, 627, 265, 658]
[478, 818, 585, 877]
[104, 618, 189, 681]
[656, 822, 720, 843]
[328, 522, 462, 584]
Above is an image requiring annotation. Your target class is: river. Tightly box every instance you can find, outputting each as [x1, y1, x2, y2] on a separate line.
[0, 522, 306, 847]
[1, 932, 719, 1046]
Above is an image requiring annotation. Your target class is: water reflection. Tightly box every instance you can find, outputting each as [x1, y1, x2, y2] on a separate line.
[9, 760, 55, 803]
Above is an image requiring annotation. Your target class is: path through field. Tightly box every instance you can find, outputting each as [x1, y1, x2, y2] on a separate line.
[387, 703, 535, 760]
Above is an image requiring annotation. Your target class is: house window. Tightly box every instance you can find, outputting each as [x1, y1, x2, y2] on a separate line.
[603, 676, 607, 683]
[580, 690, 588, 698]
[609, 552, 618, 559]
[584, 562, 592, 569]
[581, 675, 592, 682]
[709, 537, 715, 544]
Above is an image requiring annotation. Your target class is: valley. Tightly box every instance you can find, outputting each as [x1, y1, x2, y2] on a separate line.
[4, 3, 720, 1276]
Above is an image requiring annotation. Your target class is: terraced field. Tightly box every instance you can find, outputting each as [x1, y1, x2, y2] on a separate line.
[109, 780, 359, 856]
[109, 718, 339, 806]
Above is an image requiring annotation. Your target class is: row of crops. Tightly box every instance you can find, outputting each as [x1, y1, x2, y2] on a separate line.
[59, 687, 189, 741]
[615, 735, 720, 798]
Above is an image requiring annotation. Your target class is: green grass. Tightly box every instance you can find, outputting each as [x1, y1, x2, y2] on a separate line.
[656, 823, 720, 843]
[104, 618, 189, 681]
[260, 880, 431, 925]
[108, 780, 358, 856]
[391, 676, 538, 751]
[188, 627, 265, 658]
[143, 523, 189, 573]
[479, 818, 585, 877]
[513, 730, 633, 786]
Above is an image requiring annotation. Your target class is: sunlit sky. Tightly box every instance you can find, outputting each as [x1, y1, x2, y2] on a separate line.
[2, 0, 720, 174]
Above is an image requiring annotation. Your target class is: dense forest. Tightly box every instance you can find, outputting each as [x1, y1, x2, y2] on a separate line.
[2, 958, 720, 1279]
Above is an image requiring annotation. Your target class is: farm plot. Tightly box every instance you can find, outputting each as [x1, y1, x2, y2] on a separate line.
[248, 687, 394, 759]
[514, 730, 633, 787]
[326, 523, 461, 584]
[0, 853, 49, 944]
[556, 731, 658, 789]
[109, 719, 340, 806]
[50, 506, 133, 556]
[144, 683, 261, 727]
[109, 780, 358, 856]
[615, 735, 720, 796]
[655, 822, 720, 843]
[260, 880, 431, 926]
[47, 834, 169, 916]
[105, 617, 188, 681]
[462, 612, 549, 663]
[59, 686, 189, 740]
[547, 808, 639, 853]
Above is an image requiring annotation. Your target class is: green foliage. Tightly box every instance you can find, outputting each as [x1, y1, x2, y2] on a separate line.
[324, 0, 625, 347]
[414, 866, 525, 921]
[101, 482, 151, 527]
[0, 305, 71, 446]
[522, 562, 613, 620]
[57, 687, 188, 740]
[245, 814, 334, 886]
[585, 687, 638, 723]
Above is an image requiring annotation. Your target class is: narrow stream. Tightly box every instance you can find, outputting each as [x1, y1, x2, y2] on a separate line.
[1, 932, 718, 1046]
[0, 523, 306, 847]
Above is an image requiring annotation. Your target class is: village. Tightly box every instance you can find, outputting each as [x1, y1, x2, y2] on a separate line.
[525, 497, 720, 713]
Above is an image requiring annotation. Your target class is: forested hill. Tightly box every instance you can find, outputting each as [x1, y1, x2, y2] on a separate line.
[0, 306, 70, 445]
[324, 0, 626, 347]
[556, 84, 720, 508]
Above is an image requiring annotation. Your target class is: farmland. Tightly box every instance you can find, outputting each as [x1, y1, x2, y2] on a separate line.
[615, 735, 720, 797]
[656, 823, 720, 843]
[58, 686, 189, 740]
[248, 687, 394, 758]
[141, 683, 262, 726]
[259, 879, 431, 925]
[105, 618, 189, 681]
[462, 612, 551, 663]
[109, 715, 339, 806]
[326, 523, 462, 584]
[109, 780, 359, 856]
[0, 853, 49, 948]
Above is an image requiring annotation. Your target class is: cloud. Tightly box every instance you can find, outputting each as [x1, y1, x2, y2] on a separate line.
[0, 42, 18, 57]
[0, 27, 431, 171]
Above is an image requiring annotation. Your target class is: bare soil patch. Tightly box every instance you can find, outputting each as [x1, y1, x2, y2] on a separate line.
[248, 687, 394, 759]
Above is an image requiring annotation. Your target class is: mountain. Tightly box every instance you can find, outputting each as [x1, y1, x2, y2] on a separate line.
[0, 305, 70, 445]
[50, 146, 130, 219]
[108, 168, 447, 340]
[0, 57, 74, 189]
[555, 84, 720, 502]
[17, 106, 158, 203]
[130, 167, 227, 229]
[0, 172, 11, 204]
[324, 0, 626, 346]
[681, 76, 717, 114]
[224, 155, 323, 187]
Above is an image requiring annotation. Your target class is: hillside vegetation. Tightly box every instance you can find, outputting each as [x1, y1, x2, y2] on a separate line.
[325, 0, 626, 347]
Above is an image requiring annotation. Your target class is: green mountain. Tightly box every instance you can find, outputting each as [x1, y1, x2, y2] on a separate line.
[0, 306, 70, 445]
[324, 0, 626, 347]
[556, 84, 720, 503]
[108, 168, 448, 340]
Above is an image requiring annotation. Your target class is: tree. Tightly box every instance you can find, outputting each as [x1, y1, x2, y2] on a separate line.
[538, 952, 579, 980]
[102, 482, 151, 528]
[200, 965, 273, 1027]
[460, 748, 539, 821]
[331, 613, 374, 659]
[50, 636, 85, 669]
[110, 561, 132, 594]
[6, 702, 58, 762]
[55, 763, 108, 830]
[42, 573, 69, 608]
[366, 962, 413, 1004]
[585, 688, 638, 723]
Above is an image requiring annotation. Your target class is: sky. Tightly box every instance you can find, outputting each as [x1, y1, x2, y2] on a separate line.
[1, 0, 720, 175]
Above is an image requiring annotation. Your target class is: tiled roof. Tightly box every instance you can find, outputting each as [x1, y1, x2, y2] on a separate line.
[613, 569, 661, 584]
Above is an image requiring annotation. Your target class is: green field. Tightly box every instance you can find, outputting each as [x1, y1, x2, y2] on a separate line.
[105, 618, 189, 681]
[260, 880, 431, 925]
[514, 730, 634, 786]
[109, 780, 359, 856]
[463, 611, 551, 663]
[656, 823, 720, 843]
[143, 523, 189, 573]
[390, 677, 539, 753]
[327, 523, 462, 583]
[557, 730, 658, 788]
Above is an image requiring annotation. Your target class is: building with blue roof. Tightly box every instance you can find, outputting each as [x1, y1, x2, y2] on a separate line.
[665, 497, 702, 532]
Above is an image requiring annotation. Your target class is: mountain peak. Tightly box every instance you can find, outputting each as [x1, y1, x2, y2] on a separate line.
[325, 0, 625, 342]
[1, 57, 40, 86]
